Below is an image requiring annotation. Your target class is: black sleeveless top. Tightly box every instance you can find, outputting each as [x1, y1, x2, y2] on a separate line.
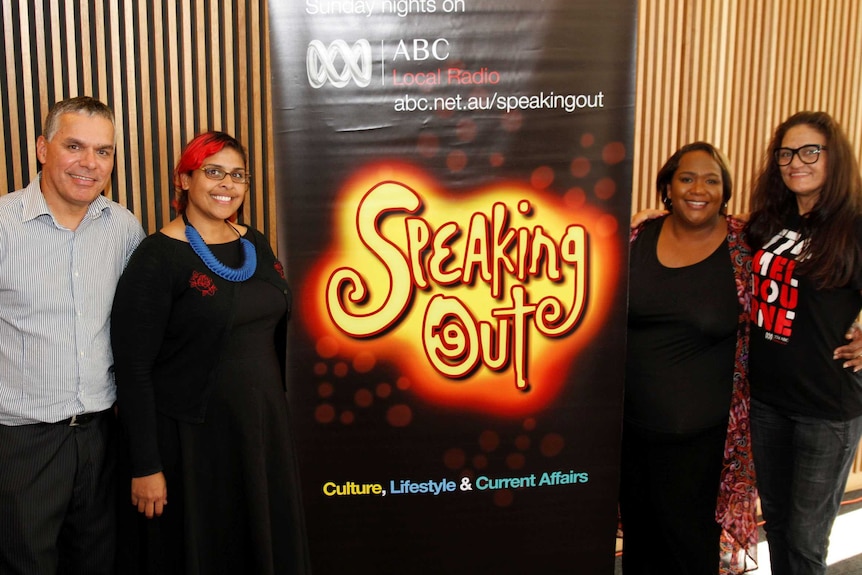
[625, 219, 739, 433]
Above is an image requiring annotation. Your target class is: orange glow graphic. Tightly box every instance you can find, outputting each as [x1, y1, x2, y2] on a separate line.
[300, 163, 621, 417]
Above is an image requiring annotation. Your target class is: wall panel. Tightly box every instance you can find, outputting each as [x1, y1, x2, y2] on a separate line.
[634, 0, 862, 216]
[0, 0, 274, 239]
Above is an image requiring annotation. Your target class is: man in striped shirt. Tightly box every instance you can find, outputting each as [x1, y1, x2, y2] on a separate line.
[0, 96, 145, 574]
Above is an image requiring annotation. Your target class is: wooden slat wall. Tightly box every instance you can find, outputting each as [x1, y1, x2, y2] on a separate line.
[0, 0, 275, 240]
[3, 1, 860, 239]
[634, 0, 862, 216]
[852, 448, 862, 492]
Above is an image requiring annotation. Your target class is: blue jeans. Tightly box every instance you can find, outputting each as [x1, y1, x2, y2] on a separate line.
[750, 398, 862, 575]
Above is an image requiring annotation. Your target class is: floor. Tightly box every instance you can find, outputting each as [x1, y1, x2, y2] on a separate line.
[614, 490, 862, 574]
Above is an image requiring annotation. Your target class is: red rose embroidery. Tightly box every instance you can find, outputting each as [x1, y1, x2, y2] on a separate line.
[189, 270, 217, 296]
[274, 261, 285, 280]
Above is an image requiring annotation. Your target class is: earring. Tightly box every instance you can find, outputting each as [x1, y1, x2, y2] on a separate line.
[663, 196, 673, 211]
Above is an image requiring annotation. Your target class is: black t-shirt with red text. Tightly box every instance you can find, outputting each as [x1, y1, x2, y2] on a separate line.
[749, 214, 862, 420]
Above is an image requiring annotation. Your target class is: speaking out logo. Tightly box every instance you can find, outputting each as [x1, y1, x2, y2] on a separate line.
[307, 39, 372, 88]
[301, 163, 621, 417]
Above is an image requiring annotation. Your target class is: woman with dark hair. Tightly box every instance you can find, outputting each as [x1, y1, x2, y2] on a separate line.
[747, 111, 862, 575]
[112, 131, 308, 574]
[622, 142, 757, 573]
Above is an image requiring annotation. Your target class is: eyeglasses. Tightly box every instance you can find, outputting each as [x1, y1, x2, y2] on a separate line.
[199, 166, 251, 184]
[774, 144, 828, 166]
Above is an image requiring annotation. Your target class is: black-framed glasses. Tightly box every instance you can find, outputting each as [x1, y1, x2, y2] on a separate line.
[199, 166, 251, 184]
[774, 144, 827, 166]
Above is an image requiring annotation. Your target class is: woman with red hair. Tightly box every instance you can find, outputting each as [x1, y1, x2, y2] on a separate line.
[111, 132, 308, 574]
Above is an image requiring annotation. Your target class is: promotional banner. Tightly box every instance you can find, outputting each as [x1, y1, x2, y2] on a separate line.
[269, 1, 637, 572]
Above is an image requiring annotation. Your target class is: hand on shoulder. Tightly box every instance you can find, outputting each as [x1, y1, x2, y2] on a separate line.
[631, 208, 667, 228]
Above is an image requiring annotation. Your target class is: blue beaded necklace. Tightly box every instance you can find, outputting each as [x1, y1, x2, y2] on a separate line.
[183, 213, 257, 282]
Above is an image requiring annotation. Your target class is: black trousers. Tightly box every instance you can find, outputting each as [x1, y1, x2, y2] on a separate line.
[0, 412, 117, 575]
[618, 420, 727, 575]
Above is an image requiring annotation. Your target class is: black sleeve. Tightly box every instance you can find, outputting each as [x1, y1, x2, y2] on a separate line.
[111, 236, 176, 477]
[851, 217, 862, 290]
[251, 227, 292, 387]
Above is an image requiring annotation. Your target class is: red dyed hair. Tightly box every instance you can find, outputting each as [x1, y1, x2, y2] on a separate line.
[172, 131, 247, 215]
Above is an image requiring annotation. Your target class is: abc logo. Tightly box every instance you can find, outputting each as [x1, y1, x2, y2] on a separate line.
[306, 39, 372, 88]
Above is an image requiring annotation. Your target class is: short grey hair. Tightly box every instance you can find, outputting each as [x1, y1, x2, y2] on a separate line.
[42, 96, 115, 141]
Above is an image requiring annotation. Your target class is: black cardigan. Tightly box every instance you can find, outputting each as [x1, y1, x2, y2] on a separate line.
[110, 227, 290, 476]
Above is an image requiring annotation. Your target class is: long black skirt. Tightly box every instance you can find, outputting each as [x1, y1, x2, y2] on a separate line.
[117, 279, 308, 575]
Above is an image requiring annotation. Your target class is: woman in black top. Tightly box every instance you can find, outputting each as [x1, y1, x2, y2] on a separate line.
[112, 132, 308, 574]
[747, 111, 862, 575]
[622, 142, 756, 574]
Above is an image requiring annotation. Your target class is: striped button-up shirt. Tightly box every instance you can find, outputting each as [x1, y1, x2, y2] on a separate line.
[0, 176, 145, 425]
